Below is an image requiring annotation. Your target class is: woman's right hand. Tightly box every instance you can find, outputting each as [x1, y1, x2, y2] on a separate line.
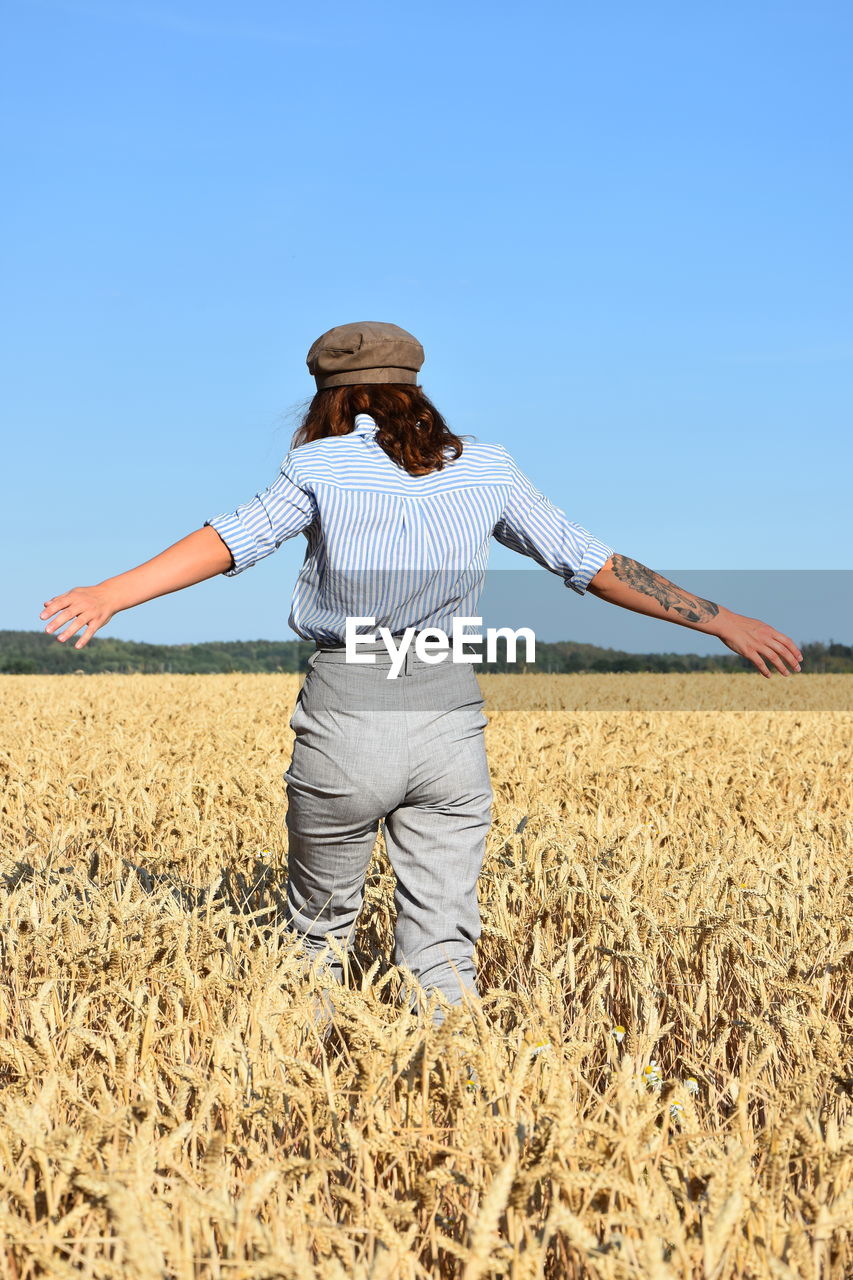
[40, 584, 119, 650]
[38, 528, 237, 651]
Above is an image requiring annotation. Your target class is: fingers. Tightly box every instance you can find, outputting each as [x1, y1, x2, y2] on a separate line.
[41, 588, 109, 649]
[55, 614, 90, 643]
[41, 595, 71, 622]
[71, 621, 99, 650]
[764, 635, 801, 673]
[740, 623, 803, 678]
[761, 644, 794, 677]
[43, 602, 100, 645]
[43, 603, 82, 636]
[748, 637, 800, 678]
[778, 633, 803, 668]
[59, 616, 91, 645]
[748, 649, 773, 678]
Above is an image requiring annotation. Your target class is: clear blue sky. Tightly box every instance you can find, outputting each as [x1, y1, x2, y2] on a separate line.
[3, 0, 851, 652]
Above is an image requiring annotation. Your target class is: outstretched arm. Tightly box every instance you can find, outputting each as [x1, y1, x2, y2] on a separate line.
[40, 526, 234, 650]
[587, 554, 802, 678]
[41, 450, 317, 650]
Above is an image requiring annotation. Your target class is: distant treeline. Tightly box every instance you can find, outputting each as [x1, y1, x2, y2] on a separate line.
[2, 630, 850, 675]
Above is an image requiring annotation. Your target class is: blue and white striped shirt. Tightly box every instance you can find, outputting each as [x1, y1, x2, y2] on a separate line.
[204, 413, 614, 644]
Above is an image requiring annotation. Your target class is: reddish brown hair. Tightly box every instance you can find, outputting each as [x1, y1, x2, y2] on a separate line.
[291, 384, 465, 476]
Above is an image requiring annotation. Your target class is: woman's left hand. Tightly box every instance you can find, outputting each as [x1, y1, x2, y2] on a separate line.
[712, 612, 803, 678]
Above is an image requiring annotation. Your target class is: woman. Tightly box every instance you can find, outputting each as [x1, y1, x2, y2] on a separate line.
[39, 321, 802, 1027]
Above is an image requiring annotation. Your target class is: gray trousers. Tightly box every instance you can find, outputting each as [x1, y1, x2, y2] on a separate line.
[283, 641, 494, 1023]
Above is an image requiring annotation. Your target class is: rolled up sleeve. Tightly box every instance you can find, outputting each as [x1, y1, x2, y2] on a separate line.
[204, 454, 316, 577]
[492, 448, 614, 596]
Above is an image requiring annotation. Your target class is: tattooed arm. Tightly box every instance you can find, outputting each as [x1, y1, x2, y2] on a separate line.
[586, 554, 803, 678]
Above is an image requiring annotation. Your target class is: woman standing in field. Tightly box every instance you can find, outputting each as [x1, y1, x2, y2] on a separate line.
[39, 321, 803, 1027]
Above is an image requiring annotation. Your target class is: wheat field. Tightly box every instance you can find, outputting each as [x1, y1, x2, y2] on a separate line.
[0, 673, 851, 1280]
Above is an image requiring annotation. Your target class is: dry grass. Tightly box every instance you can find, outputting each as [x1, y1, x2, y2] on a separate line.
[0, 673, 851, 1280]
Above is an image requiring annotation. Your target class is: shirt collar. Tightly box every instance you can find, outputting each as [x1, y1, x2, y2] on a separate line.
[354, 412, 379, 437]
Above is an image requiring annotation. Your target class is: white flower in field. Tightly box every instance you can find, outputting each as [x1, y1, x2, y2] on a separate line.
[611, 1025, 626, 1043]
[259, 849, 273, 860]
[669, 1102, 684, 1119]
[529, 1040, 552, 1057]
[683, 1076, 699, 1095]
[642, 1059, 662, 1090]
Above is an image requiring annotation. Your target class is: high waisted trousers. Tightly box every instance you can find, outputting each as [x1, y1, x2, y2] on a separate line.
[283, 641, 494, 1023]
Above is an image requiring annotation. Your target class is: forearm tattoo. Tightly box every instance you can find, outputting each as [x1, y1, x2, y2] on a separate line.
[609, 554, 721, 624]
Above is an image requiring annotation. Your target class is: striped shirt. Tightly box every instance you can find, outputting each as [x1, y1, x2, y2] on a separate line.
[204, 413, 614, 645]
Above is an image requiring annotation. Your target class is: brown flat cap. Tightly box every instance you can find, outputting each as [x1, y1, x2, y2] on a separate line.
[306, 321, 425, 390]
